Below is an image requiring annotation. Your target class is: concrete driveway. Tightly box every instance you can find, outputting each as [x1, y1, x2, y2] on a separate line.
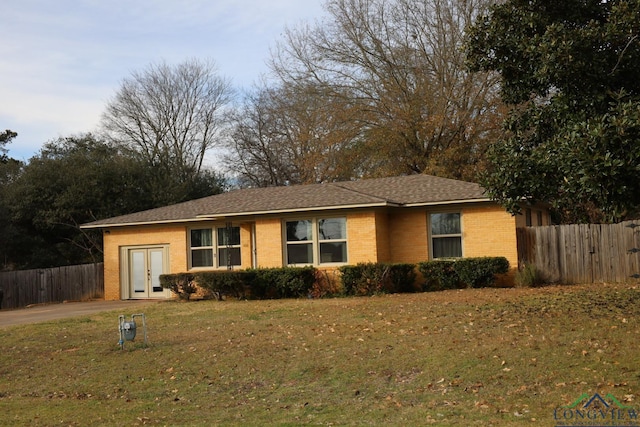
[0, 300, 161, 328]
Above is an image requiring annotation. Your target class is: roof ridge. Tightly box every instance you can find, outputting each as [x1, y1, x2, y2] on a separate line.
[328, 181, 401, 205]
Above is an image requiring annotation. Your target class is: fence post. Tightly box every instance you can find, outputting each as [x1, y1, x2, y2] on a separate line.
[626, 222, 640, 281]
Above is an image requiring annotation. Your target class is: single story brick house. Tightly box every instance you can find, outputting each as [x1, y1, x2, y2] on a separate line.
[81, 174, 550, 300]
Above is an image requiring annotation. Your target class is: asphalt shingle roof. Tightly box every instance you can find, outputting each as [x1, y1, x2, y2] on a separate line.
[82, 174, 488, 228]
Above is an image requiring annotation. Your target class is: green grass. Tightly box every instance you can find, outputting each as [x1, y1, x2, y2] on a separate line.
[1, 283, 639, 426]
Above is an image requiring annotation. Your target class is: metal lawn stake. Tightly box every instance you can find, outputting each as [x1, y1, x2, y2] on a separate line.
[118, 313, 147, 350]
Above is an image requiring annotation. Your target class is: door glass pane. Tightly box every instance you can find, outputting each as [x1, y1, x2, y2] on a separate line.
[431, 213, 461, 235]
[192, 249, 214, 267]
[286, 220, 312, 241]
[433, 237, 462, 258]
[150, 249, 164, 292]
[287, 243, 313, 264]
[131, 251, 145, 293]
[319, 218, 346, 240]
[319, 242, 347, 263]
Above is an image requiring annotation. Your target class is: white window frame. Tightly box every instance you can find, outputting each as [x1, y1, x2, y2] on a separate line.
[429, 212, 463, 259]
[216, 226, 242, 268]
[283, 217, 348, 266]
[188, 225, 242, 269]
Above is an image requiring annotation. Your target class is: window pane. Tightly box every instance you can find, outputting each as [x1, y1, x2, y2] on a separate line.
[218, 248, 241, 266]
[192, 249, 214, 267]
[431, 213, 461, 235]
[319, 242, 347, 263]
[191, 229, 212, 247]
[319, 218, 346, 240]
[131, 252, 145, 293]
[150, 250, 164, 292]
[433, 237, 462, 258]
[286, 220, 312, 241]
[287, 243, 313, 264]
[217, 227, 240, 246]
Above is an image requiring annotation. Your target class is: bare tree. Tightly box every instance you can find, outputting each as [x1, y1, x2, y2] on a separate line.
[268, 0, 503, 181]
[102, 59, 233, 188]
[226, 86, 292, 187]
[226, 81, 367, 186]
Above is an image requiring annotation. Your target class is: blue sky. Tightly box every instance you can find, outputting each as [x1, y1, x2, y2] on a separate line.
[1, 0, 326, 161]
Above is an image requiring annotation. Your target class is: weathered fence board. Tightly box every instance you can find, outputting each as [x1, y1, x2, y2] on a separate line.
[0, 263, 104, 310]
[517, 221, 640, 284]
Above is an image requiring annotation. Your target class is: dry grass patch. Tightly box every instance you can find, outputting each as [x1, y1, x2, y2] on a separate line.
[0, 283, 639, 425]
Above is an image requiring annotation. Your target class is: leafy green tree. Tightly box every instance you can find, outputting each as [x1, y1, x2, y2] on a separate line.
[5, 134, 226, 269]
[466, 0, 640, 222]
[0, 130, 22, 270]
[0, 129, 17, 163]
[6, 135, 148, 267]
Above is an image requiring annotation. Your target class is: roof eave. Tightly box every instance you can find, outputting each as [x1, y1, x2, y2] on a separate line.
[80, 201, 395, 229]
[79, 217, 217, 230]
[195, 201, 396, 219]
[403, 198, 492, 207]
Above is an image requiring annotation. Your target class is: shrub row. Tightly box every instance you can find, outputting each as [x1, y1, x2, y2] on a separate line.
[160, 257, 510, 300]
[338, 263, 417, 296]
[160, 267, 317, 300]
[158, 273, 198, 300]
[417, 257, 510, 291]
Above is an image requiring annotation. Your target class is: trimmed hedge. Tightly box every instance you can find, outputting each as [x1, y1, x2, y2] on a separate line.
[454, 257, 510, 288]
[339, 263, 417, 296]
[250, 267, 317, 299]
[159, 273, 197, 300]
[161, 258, 509, 300]
[417, 260, 461, 291]
[161, 267, 317, 300]
[418, 257, 510, 291]
[195, 270, 255, 300]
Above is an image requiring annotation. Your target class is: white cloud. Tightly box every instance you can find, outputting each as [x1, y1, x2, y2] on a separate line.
[0, 0, 326, 160]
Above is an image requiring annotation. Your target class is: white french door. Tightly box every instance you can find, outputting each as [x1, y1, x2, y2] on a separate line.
[127, 246, 169, 299]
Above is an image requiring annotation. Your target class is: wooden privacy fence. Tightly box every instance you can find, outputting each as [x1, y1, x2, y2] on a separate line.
[0, 263, 104, 310]
[517, 221, 640, 284]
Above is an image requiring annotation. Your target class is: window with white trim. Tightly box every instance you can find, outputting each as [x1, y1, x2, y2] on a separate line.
[285, 217, 347, 265]
[189, 226, 241, 268]
[217, 226, 241, 267]
[430, 213, 462, 258]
